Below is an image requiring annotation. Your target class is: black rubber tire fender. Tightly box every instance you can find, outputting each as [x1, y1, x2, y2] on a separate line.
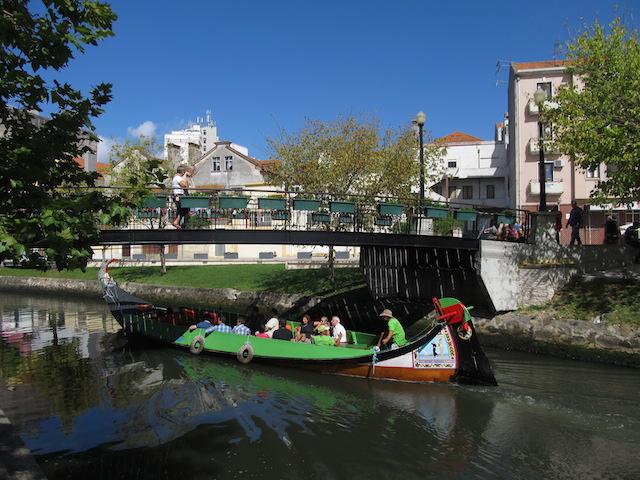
[237, 343, 254, 364]
[190, 335, 205, 355]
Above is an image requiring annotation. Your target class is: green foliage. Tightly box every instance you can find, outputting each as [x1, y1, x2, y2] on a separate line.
[0, 265, 366, 295]
[433, 215, 463, 235]
[543, 18, 640, 203]
[265, 115, 445, 202]
[519, 279, 640, 327]
[107, 136, 170, 213]
[0, 1, 118, 269]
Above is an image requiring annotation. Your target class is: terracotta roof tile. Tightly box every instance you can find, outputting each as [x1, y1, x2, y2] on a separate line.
[437, 131, 482, 144]
[513, 60, 568, 71]
[74, 157, 110, 175]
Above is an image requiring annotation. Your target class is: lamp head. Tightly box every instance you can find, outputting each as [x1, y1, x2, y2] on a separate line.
[415, 111, 426, 126]
[533, 88, 547, 106]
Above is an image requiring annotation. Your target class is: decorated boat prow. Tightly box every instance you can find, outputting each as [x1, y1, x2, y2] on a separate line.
[99, 260, 497, 386]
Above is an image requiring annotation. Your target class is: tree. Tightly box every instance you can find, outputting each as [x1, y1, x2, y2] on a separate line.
[267, 115, 444, 201]
[266, 115, 444, 281]
[0, 1, 118, 269]
[107, 136, 171, 274]
[543, 18, 640, 203]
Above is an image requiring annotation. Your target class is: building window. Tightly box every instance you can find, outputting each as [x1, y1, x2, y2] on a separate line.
[586, 165, 600, 178]
[448, 186, 458, 199]
[486, 184, 495, 199]
[225, 156, 233, 171]
[462, 185, 473, 200]
[212, 156, 220, 171]
[536, 81, 552, 100]
[447, 160, 457, 168]
[544, 162, 554, 181]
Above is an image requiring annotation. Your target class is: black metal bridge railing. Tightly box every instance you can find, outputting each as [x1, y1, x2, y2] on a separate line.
[93, 187, 531, 243]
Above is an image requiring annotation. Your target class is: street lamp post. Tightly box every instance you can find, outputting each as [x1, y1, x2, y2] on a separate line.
[534, 89, 547, 212]
[414, 111, 426, 206]
[413, 112, 426, 234]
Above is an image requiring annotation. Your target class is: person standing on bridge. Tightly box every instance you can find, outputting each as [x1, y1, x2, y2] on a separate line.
[172, 165, 190, 229]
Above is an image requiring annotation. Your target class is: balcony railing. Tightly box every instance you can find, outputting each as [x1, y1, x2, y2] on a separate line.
[528, 138, 561, 155]
[529, 179, 564, 195]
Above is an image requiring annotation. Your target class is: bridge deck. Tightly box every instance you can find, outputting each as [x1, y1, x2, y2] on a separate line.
[98, 229, 480, 250]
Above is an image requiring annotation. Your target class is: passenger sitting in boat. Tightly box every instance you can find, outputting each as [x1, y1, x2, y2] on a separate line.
[272, 318, 294, 341]
[188, 320, 215, 335]
[255, 324, 270, 338]
[211, 316, 232, 333]
[294, 314, 314, 342]
[377, 309, 407, 350]
[313, 316, 330, 332]
[232, 317, 251, 336]
[264, 309, 280, 338]
[311, 325, 338, 346]
[331, 316, 348, 345]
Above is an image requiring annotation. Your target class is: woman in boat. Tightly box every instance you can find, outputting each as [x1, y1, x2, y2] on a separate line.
[294, 314, 314, 342]
[255, 324, 270, 339]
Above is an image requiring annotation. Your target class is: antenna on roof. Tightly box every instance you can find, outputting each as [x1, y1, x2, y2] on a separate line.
[495, 60, 510, 74]
[553, 40, 563, 63]
[495, 60, 509, 87]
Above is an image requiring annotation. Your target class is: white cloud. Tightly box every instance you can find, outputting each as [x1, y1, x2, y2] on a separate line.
[97, 136, 117, 163]
[127, 120, 157, 138]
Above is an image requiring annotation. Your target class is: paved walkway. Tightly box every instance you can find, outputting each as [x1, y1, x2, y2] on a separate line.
[0, 408, 47, 480]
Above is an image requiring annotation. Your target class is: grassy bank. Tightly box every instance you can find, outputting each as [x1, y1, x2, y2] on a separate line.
[520, 279, 640, 327]
[0, 265, 365, 296]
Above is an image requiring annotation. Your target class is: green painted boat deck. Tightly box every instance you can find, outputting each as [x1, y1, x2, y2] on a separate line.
[176, 329, 376, 360]
[120, 312, 377, 361]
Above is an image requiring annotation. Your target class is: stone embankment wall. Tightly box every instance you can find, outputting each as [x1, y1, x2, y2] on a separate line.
[479, 239, 635, 310]
[475, 312, 640, 367]
[0, 276, 321, 317]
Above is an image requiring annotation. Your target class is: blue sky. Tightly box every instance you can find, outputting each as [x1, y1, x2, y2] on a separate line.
[56, 0, 638, 161]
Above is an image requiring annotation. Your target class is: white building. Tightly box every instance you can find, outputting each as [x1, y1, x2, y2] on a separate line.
[430, 130, 510, 208]
[164, 110, 219, 164]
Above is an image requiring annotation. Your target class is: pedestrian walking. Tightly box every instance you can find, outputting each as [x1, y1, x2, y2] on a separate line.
[566, 201, 583, 246]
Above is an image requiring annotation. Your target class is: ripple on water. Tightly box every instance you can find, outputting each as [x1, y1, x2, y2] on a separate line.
[1, 293, 640, 479]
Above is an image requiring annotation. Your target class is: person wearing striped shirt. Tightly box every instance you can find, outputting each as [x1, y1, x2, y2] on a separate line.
[211, 316, 232, 333]
[232, 317, 251, 336]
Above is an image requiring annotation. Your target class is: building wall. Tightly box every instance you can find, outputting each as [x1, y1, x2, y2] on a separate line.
[507, 63, 634, 244]
[191, 142, 266, 189]
[511, 68, 575, 209]
[433, 140, 508, 208]
[164, 123, 219, 165]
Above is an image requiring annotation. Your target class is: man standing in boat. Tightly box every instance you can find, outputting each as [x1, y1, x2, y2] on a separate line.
[377, 309, 407, 350]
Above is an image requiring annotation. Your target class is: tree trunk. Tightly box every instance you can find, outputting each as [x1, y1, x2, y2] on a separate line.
[159, 244, 166, 275]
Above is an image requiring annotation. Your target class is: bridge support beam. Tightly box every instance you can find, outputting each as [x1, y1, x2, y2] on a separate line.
[360, 245, 492, 310]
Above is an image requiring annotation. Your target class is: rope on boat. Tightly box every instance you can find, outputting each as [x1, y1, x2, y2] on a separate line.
[371, 347, 379, 375]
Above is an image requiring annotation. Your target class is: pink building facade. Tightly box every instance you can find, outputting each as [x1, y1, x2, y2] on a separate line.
[507, 60, 638, 244]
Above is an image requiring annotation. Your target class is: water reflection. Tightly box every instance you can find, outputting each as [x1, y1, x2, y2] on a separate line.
[1, 291, 640, 479]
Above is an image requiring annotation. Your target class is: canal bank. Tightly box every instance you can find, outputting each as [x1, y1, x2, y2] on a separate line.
[1, 274, 639, 368]
[0, 275, 323, 318]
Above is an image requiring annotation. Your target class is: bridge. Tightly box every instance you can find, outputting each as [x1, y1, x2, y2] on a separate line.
[94, 187, 529, 311]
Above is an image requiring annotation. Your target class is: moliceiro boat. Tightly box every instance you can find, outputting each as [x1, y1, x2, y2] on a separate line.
[99, 261, 497, 386]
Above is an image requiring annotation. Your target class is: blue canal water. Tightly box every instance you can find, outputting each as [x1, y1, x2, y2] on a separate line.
[0, 291, 639, 480]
